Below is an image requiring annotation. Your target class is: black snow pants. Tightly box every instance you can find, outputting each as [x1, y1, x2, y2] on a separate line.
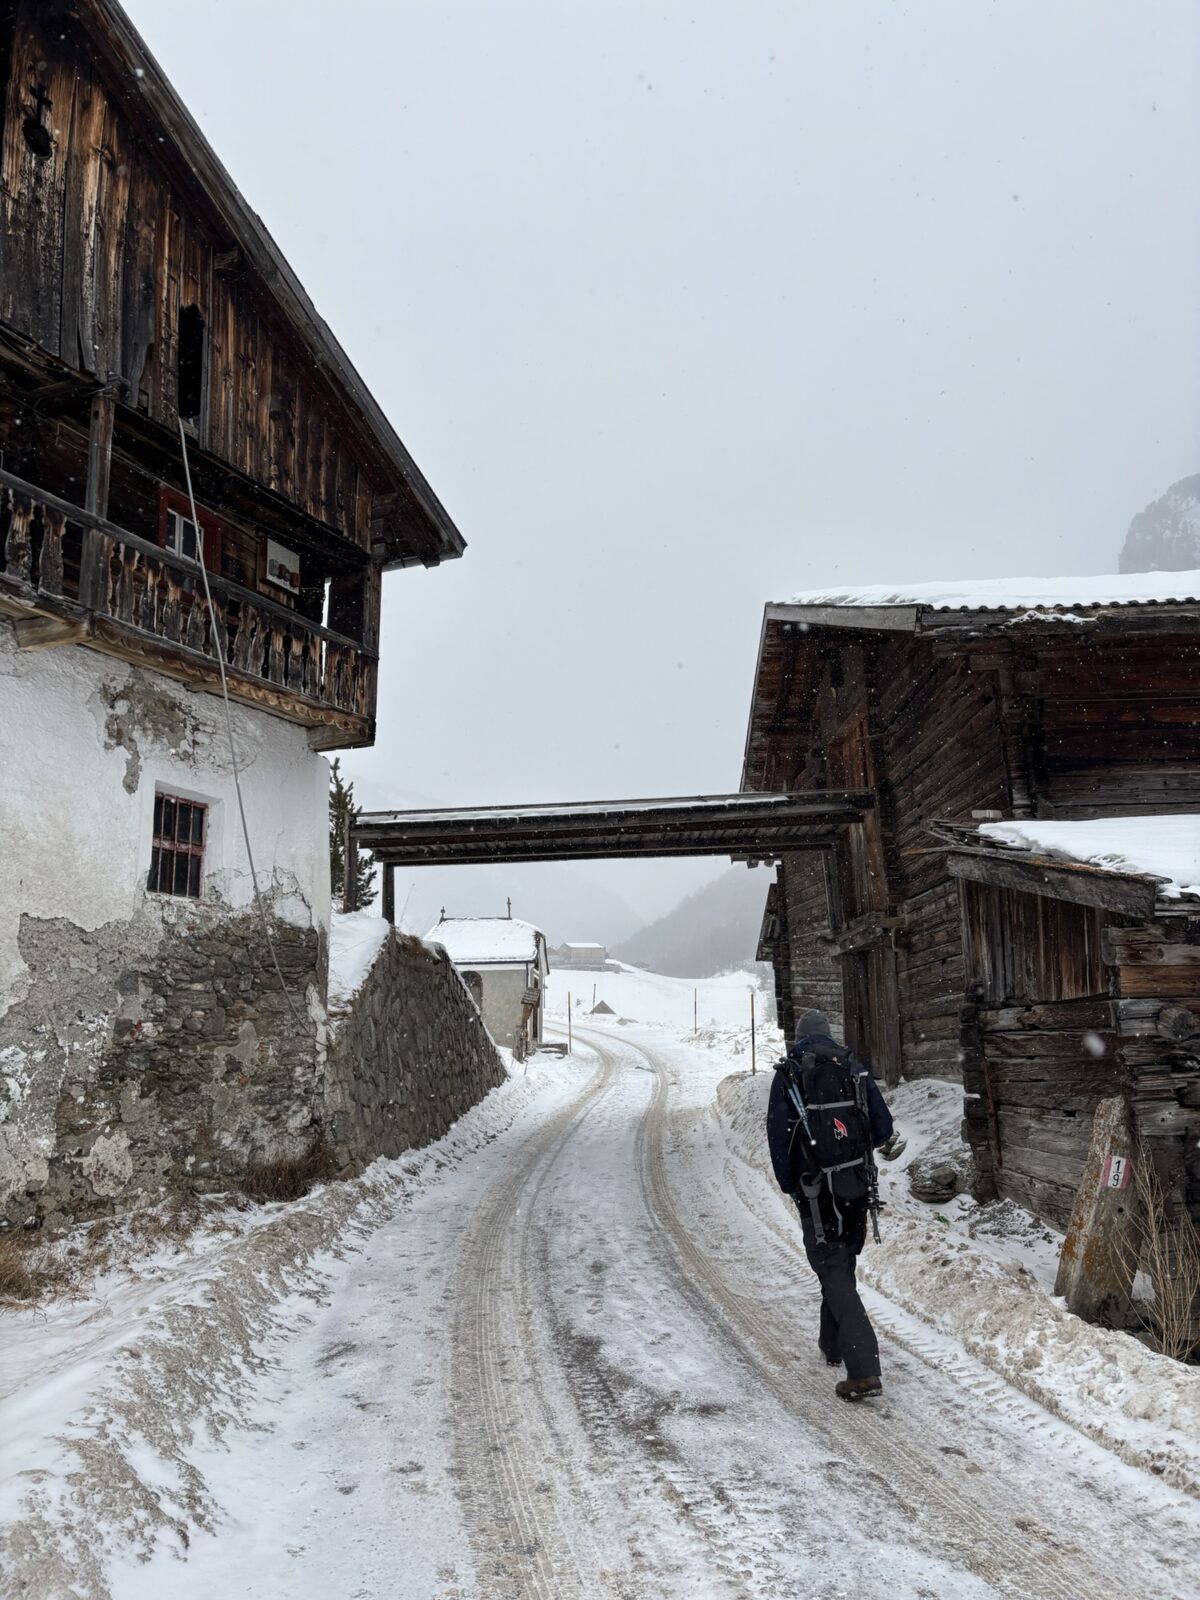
[796, 1196, 880, 1381]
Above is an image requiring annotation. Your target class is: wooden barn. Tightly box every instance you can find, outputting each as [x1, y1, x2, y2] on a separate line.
[941, 816, 1200, 1233]
[741, 574, 1200, 1114]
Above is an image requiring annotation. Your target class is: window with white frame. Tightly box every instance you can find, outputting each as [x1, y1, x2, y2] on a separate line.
[163, 507, 201, 563]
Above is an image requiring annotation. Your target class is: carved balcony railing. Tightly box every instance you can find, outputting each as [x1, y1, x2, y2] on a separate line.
[0, 470, 376, 739]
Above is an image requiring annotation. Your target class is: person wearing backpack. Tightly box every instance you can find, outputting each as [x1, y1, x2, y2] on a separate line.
[766, 1010, 894, 1401]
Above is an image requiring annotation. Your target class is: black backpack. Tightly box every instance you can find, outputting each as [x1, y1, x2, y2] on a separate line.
[779, 1046, 876, 1243]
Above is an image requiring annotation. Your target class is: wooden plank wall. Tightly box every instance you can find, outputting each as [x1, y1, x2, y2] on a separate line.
[1034, 638, 1200, 815]
[0, 4, 377, 545]
[877, 640, 1009, 1079]
[958, 880, 1122, 1226]
[780, 852, 843, 1040]
[1110, 922, 1200, 1223]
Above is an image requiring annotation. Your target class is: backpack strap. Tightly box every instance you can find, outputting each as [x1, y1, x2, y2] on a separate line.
[798, 1174, 826, 1245]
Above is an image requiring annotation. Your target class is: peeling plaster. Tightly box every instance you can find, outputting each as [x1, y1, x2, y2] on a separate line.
[77, 1130, 134, 1197]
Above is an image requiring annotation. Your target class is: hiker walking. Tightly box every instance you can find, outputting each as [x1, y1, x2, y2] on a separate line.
[767, 1010, 894, 1401]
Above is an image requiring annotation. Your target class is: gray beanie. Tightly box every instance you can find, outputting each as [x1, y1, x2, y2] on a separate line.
[797, 1010, 832, 1038]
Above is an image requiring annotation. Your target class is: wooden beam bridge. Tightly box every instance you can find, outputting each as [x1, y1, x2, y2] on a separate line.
[345, 791, 874, 916]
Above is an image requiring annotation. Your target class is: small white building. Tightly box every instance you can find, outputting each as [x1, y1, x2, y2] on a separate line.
[551, 942, 609, 969]
[428, 917, 549, 1052]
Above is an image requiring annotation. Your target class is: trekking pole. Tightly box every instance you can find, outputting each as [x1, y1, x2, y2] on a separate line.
[783, 1062, 817, 1150]
[750, 990, 756, 1074]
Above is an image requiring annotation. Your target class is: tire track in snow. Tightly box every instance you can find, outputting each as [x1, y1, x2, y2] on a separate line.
[448, 1056, 627, 1599]
[583, 1025, 1194, 1600]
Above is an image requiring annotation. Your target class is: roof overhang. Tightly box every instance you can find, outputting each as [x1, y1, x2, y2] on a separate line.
[943, 843, 1162, 918]
[352, 791, 873, 869]
[74, 0, 464, 569]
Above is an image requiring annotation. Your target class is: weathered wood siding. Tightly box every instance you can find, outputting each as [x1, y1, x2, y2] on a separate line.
[779, 852, 842, 1040]
[879, 641, 1008, 1079]
[1109, 923, 1200, 1224]
[0, 4, 376, 543]
[958, 880, 1122, 1226]
[1033, 640, 1200, 816]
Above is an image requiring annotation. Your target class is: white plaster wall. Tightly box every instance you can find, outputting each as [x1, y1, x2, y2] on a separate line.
[0, 622, 331, 1015]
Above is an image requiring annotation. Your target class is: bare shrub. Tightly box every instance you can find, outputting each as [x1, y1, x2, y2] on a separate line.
[238, 1137, 337, 1204]
[0, 1230, 63, 1302]
[1118, 1139, 1200, 1363]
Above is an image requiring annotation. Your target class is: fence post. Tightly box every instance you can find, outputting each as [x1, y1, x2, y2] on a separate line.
[750, 989, 756, 1074]
[567, 993, 573, 1053]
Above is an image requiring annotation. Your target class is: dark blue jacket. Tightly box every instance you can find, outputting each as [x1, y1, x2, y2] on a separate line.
[766, 1033, 894, 1195]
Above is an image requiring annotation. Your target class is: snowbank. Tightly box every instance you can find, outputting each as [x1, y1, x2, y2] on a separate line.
[979, 815, 1200, 900]
[327, 909, 390, 1011]
[0, 1055, 557, 1598]
[716, 1071, 1200, 1496]
[782, 570, 1200, 612]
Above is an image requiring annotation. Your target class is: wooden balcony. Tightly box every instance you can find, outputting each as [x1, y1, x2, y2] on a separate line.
[0, 471, 376, 748]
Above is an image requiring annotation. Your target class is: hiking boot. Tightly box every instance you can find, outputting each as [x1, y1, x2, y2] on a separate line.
[819, 1345, 842, 1367]
[836, 1376, 882, 1402]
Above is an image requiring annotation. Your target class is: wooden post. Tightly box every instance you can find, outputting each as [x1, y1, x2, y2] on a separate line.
[694, 987, 698, 1036]
[382, 862, 395, 925]
[1054, 1096, 1141, 1325]
[750, 989, 756, 1074]
[343, 811, 358, 913]
[85, 391, 115, 519]
[567, 993, 572, 1053]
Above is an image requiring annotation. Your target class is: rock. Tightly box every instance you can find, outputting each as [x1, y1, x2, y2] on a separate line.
[909, 1149, 975, 1204]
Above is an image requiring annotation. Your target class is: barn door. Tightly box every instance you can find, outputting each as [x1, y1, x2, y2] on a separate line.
[842, 942, 902, 1088]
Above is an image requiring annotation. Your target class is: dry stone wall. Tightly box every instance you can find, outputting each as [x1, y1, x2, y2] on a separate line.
[324, 932, 506, 1170]
[1, 907, 325, 1230]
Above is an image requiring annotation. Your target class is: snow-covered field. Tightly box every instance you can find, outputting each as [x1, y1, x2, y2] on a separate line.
[3, 969, 1199, 1600]
[545, 959, 767, 1032]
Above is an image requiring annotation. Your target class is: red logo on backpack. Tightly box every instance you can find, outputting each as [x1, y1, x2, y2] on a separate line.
[833, 1117, 849, 1140]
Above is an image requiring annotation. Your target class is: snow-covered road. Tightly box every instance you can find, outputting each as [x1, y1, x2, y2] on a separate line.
[96, 1019, 1200, 1600]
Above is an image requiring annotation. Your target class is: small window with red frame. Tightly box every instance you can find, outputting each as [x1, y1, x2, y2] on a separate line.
[148, 793, 207, 899]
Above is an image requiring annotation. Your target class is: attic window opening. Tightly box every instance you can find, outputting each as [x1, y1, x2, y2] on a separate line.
[147, 793, 207, 898]
[22, 82, 53, 158]
[177, 304, 206, 421]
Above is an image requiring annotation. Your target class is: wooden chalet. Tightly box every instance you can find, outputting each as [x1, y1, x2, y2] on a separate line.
[0, 0, 463, 749]
[741, 574, 1200, 1117]
[0, 0, 467, 1228]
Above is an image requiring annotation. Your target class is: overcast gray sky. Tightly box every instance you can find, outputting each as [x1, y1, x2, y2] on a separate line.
[127, 0, 1200, 930]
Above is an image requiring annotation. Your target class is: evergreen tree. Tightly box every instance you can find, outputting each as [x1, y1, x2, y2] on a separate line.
[328, 757, 376, 909]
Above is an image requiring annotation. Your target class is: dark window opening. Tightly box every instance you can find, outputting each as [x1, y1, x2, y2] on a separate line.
[22, 82, 53, 159]
[148, 793, 207, 899]
[177, 304, 206, 421]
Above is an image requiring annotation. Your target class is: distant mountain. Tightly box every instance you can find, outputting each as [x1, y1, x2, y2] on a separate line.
[613, 867, 773, 978]
[1119, 473, 1200, 572]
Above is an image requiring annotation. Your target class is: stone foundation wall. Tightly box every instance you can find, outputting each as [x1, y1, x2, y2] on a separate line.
[2, 907, 324, 1230]
[324, 932, 506, 1170]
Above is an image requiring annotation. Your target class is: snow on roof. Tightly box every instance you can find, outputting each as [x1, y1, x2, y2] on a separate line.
[564, 942, 605, 950]
[426, 917, 542, 964]
[780, 570, 1200, 614]
[328, 911, 390, 1010]
[978, 816, 1200, 901]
